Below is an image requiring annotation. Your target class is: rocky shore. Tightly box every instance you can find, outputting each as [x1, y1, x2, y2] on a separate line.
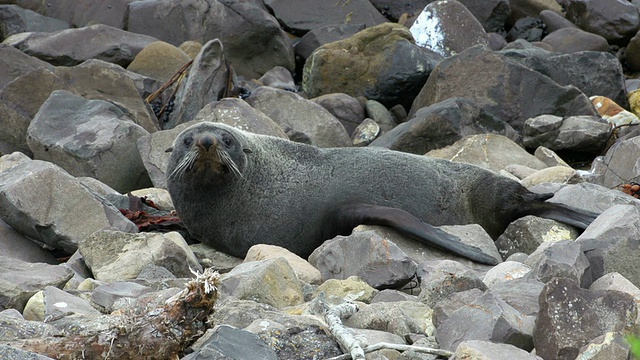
[2, 0, 640, 359]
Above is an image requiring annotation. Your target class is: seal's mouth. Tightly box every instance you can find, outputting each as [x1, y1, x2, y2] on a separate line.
[168, 134, 243, 181]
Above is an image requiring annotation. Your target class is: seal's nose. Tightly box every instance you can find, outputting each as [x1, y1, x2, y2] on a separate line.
[199, 136, 215, 151]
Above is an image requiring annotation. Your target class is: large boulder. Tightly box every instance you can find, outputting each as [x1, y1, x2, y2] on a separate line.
[562, 0, 640, 43]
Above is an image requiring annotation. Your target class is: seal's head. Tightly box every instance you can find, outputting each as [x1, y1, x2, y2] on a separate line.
[166, 122, 251, 186]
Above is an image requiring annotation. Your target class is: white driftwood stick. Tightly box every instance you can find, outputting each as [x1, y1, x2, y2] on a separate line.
[325, 342, 454, 360]
[325, 302, 366, 360]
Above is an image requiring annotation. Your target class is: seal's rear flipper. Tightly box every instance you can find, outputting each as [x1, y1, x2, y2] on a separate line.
[525, 202, 600, 230]
[331, 203, 500, 265]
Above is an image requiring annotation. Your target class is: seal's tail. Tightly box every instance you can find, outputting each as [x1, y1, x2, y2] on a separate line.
[525, 200, 600, 230]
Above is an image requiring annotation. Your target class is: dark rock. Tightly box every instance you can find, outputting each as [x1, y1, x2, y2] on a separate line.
[490, 274, 545, 316]
[576, 332, 632, 360]
[539, 9, 578, 33]
[495, 215, 580, 259]
[0, 345, 55, 360]
[458, 0, 511, 33]
[263, 0, 386, 36]
[410, 45, 599, 133]
[563, 0, 640, 43]
[507, 0, 562, 23]
[257, 66, 296, 92]
[0, 43, 54, 91]
[534, 277, 636, 360]
[409, 0, 489, 57]
[4, 24, 157, 67]
[417, 260, 488, 308]
[0, 217, 57, 265]
[183, 325, 278, 360]
[371, 97, 518, 155]
[626, 30, 640, 72]
[311, 93, 366, 135]
[524, 240, 591, 286]
[247, 321, 342, 359]
[365, 99, 397, 134]
[39, 0, 134, 29]
[294, 23, 366, 64]
[522, 115, 611, 154]
[303, 22, 440, 110]
[541, 27, 610, 53]
[368, 0, 429, 24]
[0, 5, 69, 42]
[506, 17, 546, 42]
[451, 340, 542, 360]
[590, 135, 640, 188]
[487, 32, 508, 50]
[127, 0, 295, 79]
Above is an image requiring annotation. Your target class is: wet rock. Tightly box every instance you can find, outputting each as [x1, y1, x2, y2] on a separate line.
[308, 229, 417, 289]
[411, 46, 598, 132]
[409, 0, 489, 57]
[534, 277, 636, 360]
[0, 256, 73, 312]
[311, 93, 365, 136]
[245, 244, 321, 285]
[495, 216, 580, 259]
[563, 0, 640, 43]
[27, 90, 152, 193]
[344, 301, 435, 337]
[524, 240, 591, 285]
[126, 41, 192, 83]
[451, 340, 542, 359]
[263, 0, 386, 35]
[371, 97, 518, 155]
[127, 0, 294, 79]
[79, 230, 201, 282]
[4, 24, 156, 67]
[303, 22, 439, 110]
[244, 86, 351, 147]
[417, 260, 488, 308]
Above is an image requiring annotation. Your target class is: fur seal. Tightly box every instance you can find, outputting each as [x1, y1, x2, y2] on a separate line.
[166, 122, 599, 265]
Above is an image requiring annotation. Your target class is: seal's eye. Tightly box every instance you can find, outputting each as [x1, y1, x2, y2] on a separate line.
[222, 134, 233, 147]
[183, 136, 193, 147]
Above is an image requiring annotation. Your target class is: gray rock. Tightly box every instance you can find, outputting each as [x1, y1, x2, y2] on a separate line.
[343, 301, 435, 337]
[534, 146, 571, 168]
[127, 0, 294, 79]
[482, 261, 532, 288]
[533, 182, 640, 214]
[264, 0, 385, 35]
[524, 240, 591, 285]
[578, 205, 640, 288]
[457, 0, 511, 33]
[309, 229, 417, 289]
[0, 218, 56, 264]
[90, 281, 153, 313]
[523, 115, 610, 153]
[626, 30, 640, 72]
[563, 0, 640, 42]
[0, 5, 69, 41]
[0, 43, 54, 90]
[411, 45, 599, 132]
[22, 286, 100, 323]
[591, 135, 640, 188]
[539, 9, 579, 33]
[257, 66, 296, 92]
[371, 289, 419, 303]
[82, 59, 165, 101]
[183, 325, 275, 360]
[410, 0, 489, 57]
[244, 86, 351, 147]
[311, 93, 366, 136]
[434, 289, 534, 352]
[520, 166, 583, 188]
[189, 243, 243, 274]
[417, 260, 488, 308]
[490, 274, 545, 316]
[371, 97, 519, 155]
[507, 0, 562, 20]
[294, 23, 366, 64]
[365, 99, 397, 134]
[0, 308, 62, 340]
[3, 24, 157, 67]
[495, 216, 580, 259]
[220, 258, 304, 309]
[0, 345, 55, 360]
[36, 0, 133, 29]
[541, 27, 610, 53]
[534, 277, 636, 360]
[79, 230, 201, 282]
[451, 340, 542, 360]
[0, 256, 73, 312]
[0, 160, 136, 253]
[27, 90, 152, 193]
[166, 39, 230, 129]
[576, 332, 632, 360]
[590, 272, 640, 307]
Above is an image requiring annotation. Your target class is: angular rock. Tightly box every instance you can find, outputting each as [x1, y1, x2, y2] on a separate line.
[0, 256, 73, 312]
[310, 93, 366, 136]
[523, 114, 610, 154]
[576, 332, 632, 360]
[0, 160, 136, 253]
[4, 24, 157, 67]
[457, 0, 511, 33]
[371, 97, 518, 155]
[495, 216, 580, 259]
[245, 244, 321, 285]
[0, 217, 56, 264]
[534, 277, 636, 360]
[127, 0, 294, 79]
[426, 134, 547, 173]
[534, 146, 570, 168]
[22, 286, 100, 322]
[411, 46, 599, 132]
[220, 258, 304, 309]
[417, 260, 488, 307]
[0, 5, 69, 42]
[577, 205, 640, 288]
[244, 86, 351, 147]
[27, 90, 152, 193]
[506, 17, 545, 42]
[126, 41, 192, 83]
[303, 22, 440, 110]
[37, 0, 134, 29]
[312, 276, 379, 303]
[79, 230, 201, 282]
[563, 0, 640, 43]
[524, 240, 591, 285]
[409, 0, 489, 57]
[90, 281, 153, 313]
[182, 324, 277, 360]
[263, 0, 386, 35]
[371, 289, 419, 303]
[365, 99, 397, 133]
[0, 345, 55, 360]
[0, 43, 54, 90]
[534, 182, 640, 215]
[590, 135, 640, 188]
[490, 274, 545, 316]
[308, 229, 417, 289]
[482, 261, 532, 288]
[451, 340, 542, 360]
[519, 166, 583, 187]
[344, 301, 435, 337]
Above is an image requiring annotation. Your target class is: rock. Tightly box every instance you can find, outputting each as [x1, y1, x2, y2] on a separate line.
[433, 289, 534, 352]
[36, 0, 133, 29]
[450, 340, 542, 359]
[539, 9, 578, 33]
[417, 260, 488, 307]
[534, 277, 636, 360]
[520, 166, 583, 187]
[0, 345, 55, 360]
[0, 160, 136, 253]
[294, 23, 366, 65]
[126, 41, 192, 83]
[308, 229, 417, 289]
[0, 43, 54, 90]
[351, 119, 381, 146]
[541, 27, 610, 54]
[4, 24, 157, 67]
[482, 261, 532, 288]
[495, 216, 580, 259]
[524, 240, 591, 285]
[244, 86, 351, 147]
[303, 22, 440, 110]
[409, 0, 489, 57]
[591, 95, 640, 128]
[0, 308, 62, 340]
[245, 244, 321, 285]
[626, 30, 640, 72]
[507, 0, 562, 21]
[371, 289, 419, 303]
[426, 134, 547, 173]
[90, 281, 154, 313]
[79, 230, 202, 282]
[590, 272, 640, 325]
[457, 0, 511, 33]
[0, 5, 69, 42]
[563, 0, 640, 43]
[183, 324, 277, 360]
[22, 286, 100, 322]
[127, 0, 294, 79]
[577, 205, 640, 288]
[0, 256, 73, 312]
[590, 132, 640, 188]
[487, 32, 508, 50]
[522, 115, 611, 154]
[365, 99, 397, 134]
[534, 146, 570, 168]
[504, 164, 538, 179]
[506, 17, 545, 42]
[344, 301, 435, 337]
[178, 40, 202, 59]
[576, 332, 632, 360]
[371, 97, 519, 154]
[411, 46, 598, 132]
[310, 93, 366, 135]
[27, 90, 152, 193]
[0, 217, 56, 264]
[489, 274, 545, 316]
[311, 276, 378, 303]
[263, 0, 386, 35]
[220, 258, 304, 309]
[257, 66, 296, 92]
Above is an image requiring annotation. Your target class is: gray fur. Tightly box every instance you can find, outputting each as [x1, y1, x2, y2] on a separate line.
[166, 122, 594, 260]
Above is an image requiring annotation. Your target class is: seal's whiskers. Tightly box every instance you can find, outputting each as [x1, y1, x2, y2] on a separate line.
[169, 150, 198, 180]
[217, 148, 243, 179]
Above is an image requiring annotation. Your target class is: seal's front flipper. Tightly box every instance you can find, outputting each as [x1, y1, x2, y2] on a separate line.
[330, 203, 500, 265]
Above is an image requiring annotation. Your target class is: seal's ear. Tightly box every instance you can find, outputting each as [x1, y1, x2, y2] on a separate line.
[165, 147, 173, 153]
[243, 148, 252, 154]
